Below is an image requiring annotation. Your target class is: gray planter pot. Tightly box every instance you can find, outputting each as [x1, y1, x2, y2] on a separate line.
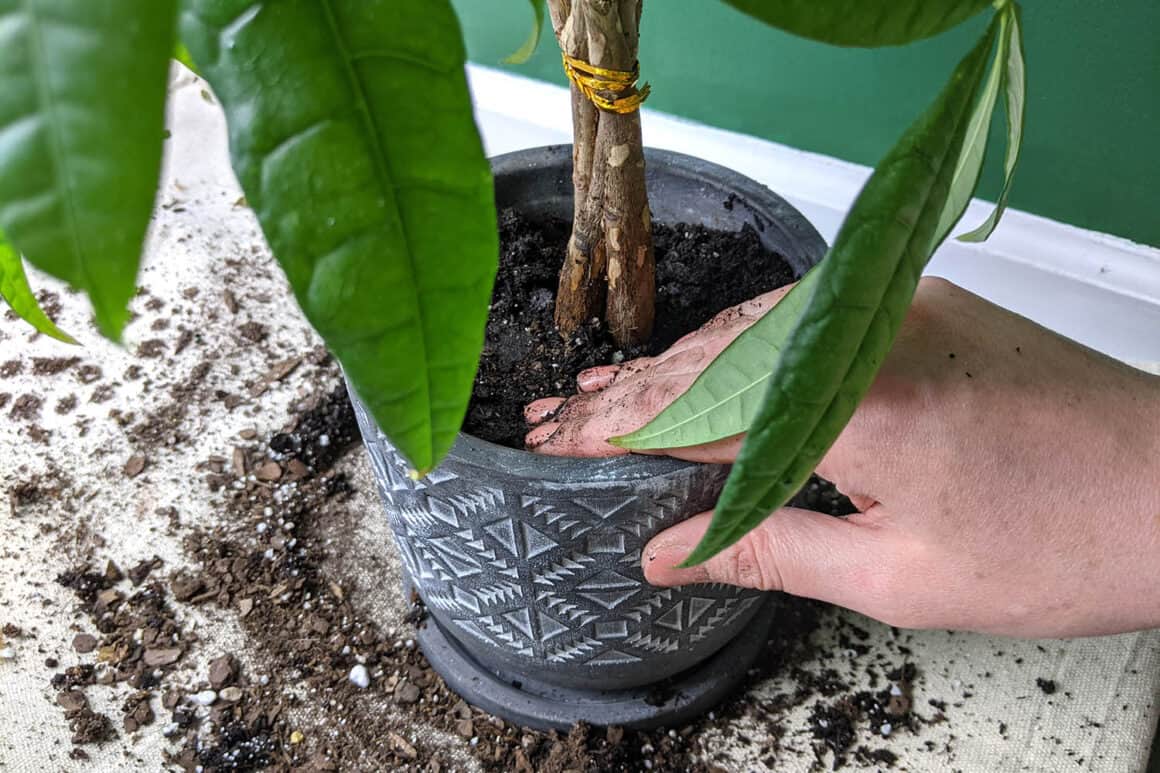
[349, 145, 826, 730]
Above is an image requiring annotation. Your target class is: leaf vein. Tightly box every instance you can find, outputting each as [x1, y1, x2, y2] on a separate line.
[348, 48, 453, 75]
[318, 0, 437, 461]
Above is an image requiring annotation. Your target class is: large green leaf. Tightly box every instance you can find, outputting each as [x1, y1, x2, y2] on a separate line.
[614, 267, 821, 450]
[722, 0, 992, 47]
[181, 0, 498, 475]
[960, 2, 1025, 242]
[683, 17, 1000, 567]
[0, 0, 177, 340]
[0, 229, 75, 343]
[504, 0, 546, 65]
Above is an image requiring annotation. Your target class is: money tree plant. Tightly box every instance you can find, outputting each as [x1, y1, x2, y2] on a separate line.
[0, 0, 1024, 564]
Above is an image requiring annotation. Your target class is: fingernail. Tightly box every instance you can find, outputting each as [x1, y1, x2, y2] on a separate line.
[524, 397, 566, 425]
[577, 366, 617, 392]
[525, 422, 560, 450]
[642, 540, 707, 586]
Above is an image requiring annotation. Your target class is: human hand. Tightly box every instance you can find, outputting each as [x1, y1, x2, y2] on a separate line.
[523, 282, 800, 463]
[525, 278, 1160, 637]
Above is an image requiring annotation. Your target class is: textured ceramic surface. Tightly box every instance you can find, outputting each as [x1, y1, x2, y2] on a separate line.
[354, 406, 762, 690]
[351, 145, 826, 695]
[406, 575, 779, 731]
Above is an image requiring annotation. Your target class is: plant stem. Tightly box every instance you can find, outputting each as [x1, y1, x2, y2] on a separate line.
[548, 0, 654, 348]
[549, 0, 607, 335]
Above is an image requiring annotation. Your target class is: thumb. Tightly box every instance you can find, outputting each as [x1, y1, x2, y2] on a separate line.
[642, 507, 887, 611]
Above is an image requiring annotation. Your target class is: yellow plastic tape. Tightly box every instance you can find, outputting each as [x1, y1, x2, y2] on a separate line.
[562, 53, 651, 114]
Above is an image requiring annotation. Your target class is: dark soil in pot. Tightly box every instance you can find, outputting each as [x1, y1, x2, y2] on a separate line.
[464, 207, 796, 449]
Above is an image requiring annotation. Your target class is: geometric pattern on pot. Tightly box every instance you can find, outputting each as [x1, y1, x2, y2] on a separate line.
[352, 395, 767, 690]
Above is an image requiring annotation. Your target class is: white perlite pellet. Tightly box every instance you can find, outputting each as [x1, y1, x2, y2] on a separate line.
[349, 664, 371, 688]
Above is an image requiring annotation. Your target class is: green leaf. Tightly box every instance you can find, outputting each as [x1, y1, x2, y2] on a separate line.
[613, 267, 821, 450]
[683, 17, 1000, 567]
[504, 0, 546, 65]
[0, 0, 178, 340]
[722, 0, 992, 47]
[181, 0, 498, 475]
[0, 229, 76, 344]
[625, 7, 1019, 456]
[933, 9, 1007, 245]
[960, 2, 1025, 242]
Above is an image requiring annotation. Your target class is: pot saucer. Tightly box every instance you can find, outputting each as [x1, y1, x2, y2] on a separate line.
[410, 586, 779, 731]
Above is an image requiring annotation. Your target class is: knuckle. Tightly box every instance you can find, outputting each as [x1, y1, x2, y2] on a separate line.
[654, 346, 705, 376]
[626, 356, 655, 372]
[739, 295, 771, 316]
[708, 528, 781, 591]
[640, 380, 680, 411]
[708, 307, 737, 326]
[553, 395, 589, 422]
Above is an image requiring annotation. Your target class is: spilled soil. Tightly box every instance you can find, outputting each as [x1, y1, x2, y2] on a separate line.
[47, 387, 920, 771]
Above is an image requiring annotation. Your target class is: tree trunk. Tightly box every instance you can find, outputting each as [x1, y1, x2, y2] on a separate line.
[547, 0, 654, 348]
[548, 0, 607, 335]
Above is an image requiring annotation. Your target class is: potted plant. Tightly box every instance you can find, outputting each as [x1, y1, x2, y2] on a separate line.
[0, 0, 1024, 730]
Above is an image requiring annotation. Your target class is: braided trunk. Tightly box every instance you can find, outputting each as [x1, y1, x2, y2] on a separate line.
[547, 0, 654, 348]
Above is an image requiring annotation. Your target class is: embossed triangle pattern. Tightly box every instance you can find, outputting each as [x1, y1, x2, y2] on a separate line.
[352, 398, 761, 679]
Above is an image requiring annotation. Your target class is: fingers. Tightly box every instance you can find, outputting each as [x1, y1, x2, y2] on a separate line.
[524, 397, 566, 425]
[522, 282, 824, 463]
[525, 417, 627, 457]
[525, 421, 562, 450]
[577, 365, 620, 392]
[525, 421, 627, 457]
[642, 506, 891, 614]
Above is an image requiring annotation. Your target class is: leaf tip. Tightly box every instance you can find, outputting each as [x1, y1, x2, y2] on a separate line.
[676, 548, 712, 569]
[50, 328, 80, 346]
[501, 51, 532, 66]
[92, 303, 131, 345]
[676, 532, 731, 569]
[606, 433, 633, 449]
[503, 0, 544, 65]
[98, 324, 125, 346]
[609, 425, 668, 451]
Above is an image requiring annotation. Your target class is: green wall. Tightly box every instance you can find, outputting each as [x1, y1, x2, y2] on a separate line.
[452, 0, 1160, 247]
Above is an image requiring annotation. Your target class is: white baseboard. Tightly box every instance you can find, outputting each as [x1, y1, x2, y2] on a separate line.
[467, 65, 1160, 366]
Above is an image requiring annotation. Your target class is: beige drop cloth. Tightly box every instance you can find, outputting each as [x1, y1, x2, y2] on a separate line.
[1, 71, 1157, 773]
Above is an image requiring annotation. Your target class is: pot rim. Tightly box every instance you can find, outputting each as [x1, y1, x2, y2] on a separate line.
[373, 144, 827, 484]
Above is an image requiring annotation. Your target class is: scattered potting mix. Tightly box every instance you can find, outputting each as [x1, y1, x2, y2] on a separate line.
[13, 376, 950, 771]
[6, 206, 1132, 770]
[1, 107, 1146, 770]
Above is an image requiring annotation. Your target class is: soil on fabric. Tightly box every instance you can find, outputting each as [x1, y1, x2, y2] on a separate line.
[37, 382, 945, 771]
[464, 208, 797, 449]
